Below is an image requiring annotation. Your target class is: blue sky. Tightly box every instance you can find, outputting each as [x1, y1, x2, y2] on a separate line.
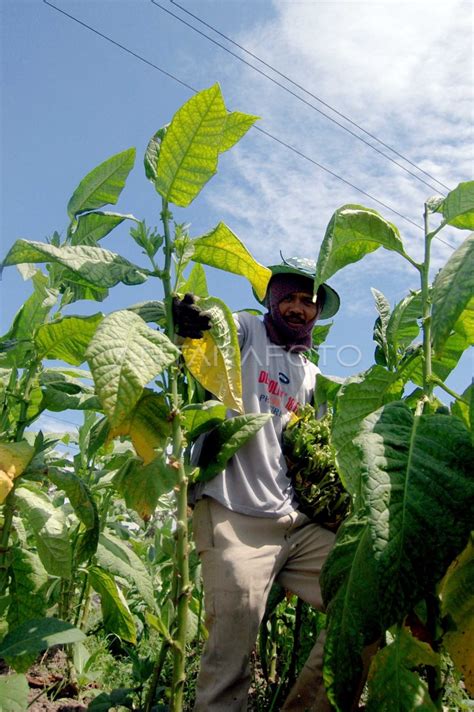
[1, 0, 473, 432]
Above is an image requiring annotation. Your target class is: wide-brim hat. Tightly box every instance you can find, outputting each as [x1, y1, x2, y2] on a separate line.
[257, 257, 340, 320]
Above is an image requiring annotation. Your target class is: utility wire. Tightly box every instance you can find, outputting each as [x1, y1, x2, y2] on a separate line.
[39, 414, 81, 429]
[254, 126, 425, 232]
[43, 0, 195, 93]
[156, 0, 451, 195]
[42, 1, 457, 249]
[169, 0, 453, 196]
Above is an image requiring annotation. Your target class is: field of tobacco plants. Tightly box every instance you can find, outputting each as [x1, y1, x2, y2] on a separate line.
[0, 86, 473, 711]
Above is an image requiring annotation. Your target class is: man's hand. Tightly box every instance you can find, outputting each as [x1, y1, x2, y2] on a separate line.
[172, 293, 212, 339]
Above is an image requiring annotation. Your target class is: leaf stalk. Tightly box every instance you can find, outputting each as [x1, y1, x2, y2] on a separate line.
[421, 205, 434, 403]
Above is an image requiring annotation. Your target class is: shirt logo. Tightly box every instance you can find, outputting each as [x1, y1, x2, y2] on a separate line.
[278, 372, 290, 385]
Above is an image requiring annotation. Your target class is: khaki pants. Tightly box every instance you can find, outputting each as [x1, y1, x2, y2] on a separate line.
[193, 497, 335, 712]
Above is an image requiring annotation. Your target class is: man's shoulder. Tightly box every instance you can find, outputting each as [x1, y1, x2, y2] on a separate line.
[234, 310, 264, 332]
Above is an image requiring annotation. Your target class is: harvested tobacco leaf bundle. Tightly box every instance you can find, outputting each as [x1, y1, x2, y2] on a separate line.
[283, 405, 350, 529]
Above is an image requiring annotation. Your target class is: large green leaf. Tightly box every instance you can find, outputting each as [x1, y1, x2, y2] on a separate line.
[0, 618, 85, 669]
[154, 86, 257, 207]
[315, 205, 408, 286]
[366, 626, 439, 712]
[219, 111, 259, 153]
[0, 674, 29, 712]
[191, 222, 271, 301]
[182, 296, 244, 413]
[67, 148, 136, 220]
[435, 181, 474, 230]
[3, 240, 148, 289]
[15, 487, 72, 578]
[35, 314, 102, 365]
[97, 532, 156, 611]
[321, 514, 382, 711]
[197, 413, 272, 481]
[7, 548, 48, 629]
[86, 310, 179, 427]
[438, 535, 474, 695]
[113, 454, 176, 521]
[357, 403, 474, 625]
[431, 232, 474, 353]
[88, 566, 137, 644]
[155, 84, 228, 206]
[70, 211, 130, 246]
[183, 400, 227, 441]
[331, 366, 403, 498]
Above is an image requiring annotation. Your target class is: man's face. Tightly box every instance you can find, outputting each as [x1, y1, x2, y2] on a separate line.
[278, 291, 318, 328]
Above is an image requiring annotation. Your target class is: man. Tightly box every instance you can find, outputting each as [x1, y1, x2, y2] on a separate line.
[176, 258, 340, 711]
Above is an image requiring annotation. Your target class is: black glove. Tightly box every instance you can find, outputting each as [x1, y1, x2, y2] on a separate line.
[172, 293, 212, 338]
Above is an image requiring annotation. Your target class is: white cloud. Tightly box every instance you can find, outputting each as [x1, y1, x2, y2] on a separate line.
[201, 0, 471, 299]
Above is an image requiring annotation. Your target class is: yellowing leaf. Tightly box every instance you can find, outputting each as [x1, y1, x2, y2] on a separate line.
[181, 297, 243, 413]
[0, 441, 35, 481]
[0, 471, 14, 504]
[439, 537, 474, 694]
[109, 390, 171, 464]
[191, 222, 271, 301]
[183, 332, 242, 413]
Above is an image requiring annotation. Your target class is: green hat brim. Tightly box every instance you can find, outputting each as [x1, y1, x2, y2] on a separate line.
[257, 264, 340, 320]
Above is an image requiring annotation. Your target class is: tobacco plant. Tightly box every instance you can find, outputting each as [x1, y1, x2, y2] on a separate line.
[314, 188, 474, 710]
[0, 84, 272, 711]
[0, 82, 472, 712]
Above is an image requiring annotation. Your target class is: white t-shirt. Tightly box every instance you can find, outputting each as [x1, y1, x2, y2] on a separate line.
[194, 312, 320, 517]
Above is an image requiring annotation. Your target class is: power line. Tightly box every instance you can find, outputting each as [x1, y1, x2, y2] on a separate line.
[43, 0, 195, 93]
[37, 413, 81, 428]
[155, 0, 451, 195]
[254, 126, 425, 231]
[42, 1, 457, 249]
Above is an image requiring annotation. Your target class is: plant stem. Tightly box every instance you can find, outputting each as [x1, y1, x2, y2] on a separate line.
[161, 199, 191, 712]
[428, 375, 469, 405]
[421, 205, 434, 402]
[0, 491, 15, 595]
[425, 594, 443, 709]
[144, 640, 171, 712]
